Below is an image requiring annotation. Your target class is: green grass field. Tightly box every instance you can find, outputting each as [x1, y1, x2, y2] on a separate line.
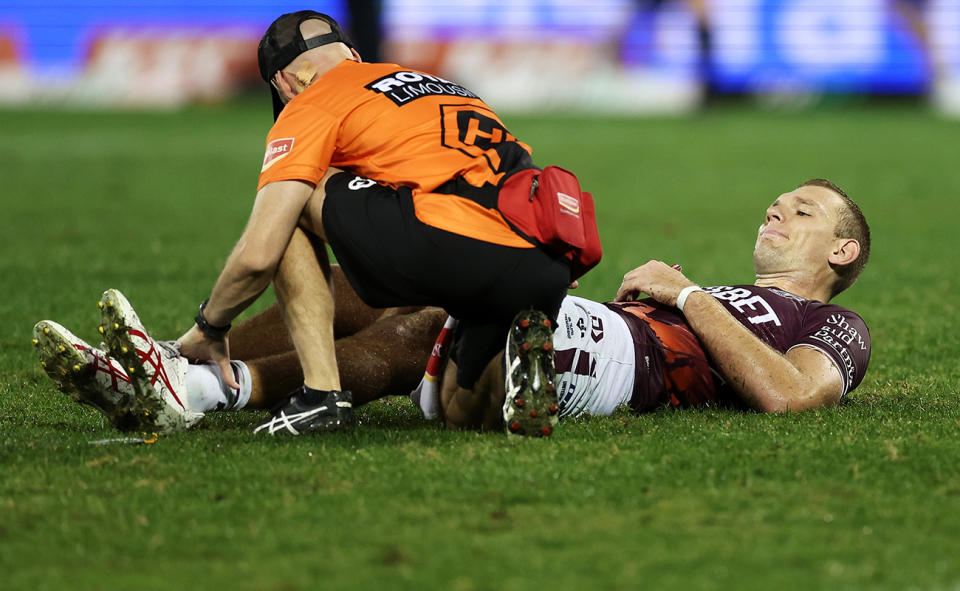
[1, 102, 958, 590]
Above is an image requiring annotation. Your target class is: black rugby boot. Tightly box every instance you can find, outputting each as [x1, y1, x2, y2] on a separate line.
[253, 386, 354, 435]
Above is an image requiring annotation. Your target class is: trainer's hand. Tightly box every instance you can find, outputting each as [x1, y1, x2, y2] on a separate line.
[615, 260, 696, 306]
[176, 325, 240, 389]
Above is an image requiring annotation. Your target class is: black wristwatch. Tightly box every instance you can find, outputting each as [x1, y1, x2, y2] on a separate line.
[195, 299, 232, 339]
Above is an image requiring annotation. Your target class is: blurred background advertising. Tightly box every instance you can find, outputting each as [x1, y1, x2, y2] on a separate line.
[0, 0, 958, 115]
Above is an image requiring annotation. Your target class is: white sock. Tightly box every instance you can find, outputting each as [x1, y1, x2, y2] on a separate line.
[409, 316, 457, 420]
[184, 360, 252, 412]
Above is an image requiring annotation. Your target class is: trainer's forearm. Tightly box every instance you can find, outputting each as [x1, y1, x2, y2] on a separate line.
[203, 242, 278, 327]
[680, 291, 809, 412]
[200, 181, 314, 327]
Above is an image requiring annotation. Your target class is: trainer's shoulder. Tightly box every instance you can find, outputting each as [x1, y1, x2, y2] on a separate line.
[326, 60, 418, 83]
[286, 61, 403, 116]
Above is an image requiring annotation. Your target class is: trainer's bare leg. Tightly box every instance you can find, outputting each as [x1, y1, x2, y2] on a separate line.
[440, 356, 506, 431]
[245, 308, 447, 408]
[273, 226, 340, 391]
[265, 167, 343, 392]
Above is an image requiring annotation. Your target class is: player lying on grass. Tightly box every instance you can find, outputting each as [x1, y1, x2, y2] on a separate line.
[171, 11, 600, 439]
[406, 178, 872, 428]
[33, 179, 871, 434]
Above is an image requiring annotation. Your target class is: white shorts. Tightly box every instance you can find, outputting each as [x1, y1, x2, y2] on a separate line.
[553, 296, 635, 417]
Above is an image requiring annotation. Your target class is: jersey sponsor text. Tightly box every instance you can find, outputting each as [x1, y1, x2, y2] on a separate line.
[705, 286, 782, 326]
[809, 314, 868, 387]
[261, 138, 295, 172]
[366, 71, 478, 106]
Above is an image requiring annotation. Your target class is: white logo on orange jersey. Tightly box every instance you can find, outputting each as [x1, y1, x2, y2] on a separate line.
[261, 138, 295, 172]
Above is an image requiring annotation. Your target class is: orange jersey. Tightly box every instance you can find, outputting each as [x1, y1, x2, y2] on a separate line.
[258, 60, 534, 248]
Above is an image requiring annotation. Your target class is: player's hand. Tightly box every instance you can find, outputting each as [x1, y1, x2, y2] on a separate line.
[569, 280, 579, 289]
[615, 260, 696, 305]
[176, 325, 240, 389]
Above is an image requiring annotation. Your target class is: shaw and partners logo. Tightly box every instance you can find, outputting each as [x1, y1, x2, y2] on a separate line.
[261, 137, 294, 172]
[812, 314, 867, 350]
[810, 314, 867, 386]
[811, 328, 857, 385]
[824, 313, 868, 350]
[366, 71, 478, 106]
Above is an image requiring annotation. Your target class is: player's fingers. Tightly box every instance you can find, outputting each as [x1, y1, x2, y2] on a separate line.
[217, 357, 241, 390]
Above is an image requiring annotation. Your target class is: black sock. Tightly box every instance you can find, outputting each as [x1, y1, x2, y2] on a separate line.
[300, 385, 331, 405]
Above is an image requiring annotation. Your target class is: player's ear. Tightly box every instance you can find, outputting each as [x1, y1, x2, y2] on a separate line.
[350, 47, 362, 63]
[273, 71, 296, 102]
[829, 238, 860, 267]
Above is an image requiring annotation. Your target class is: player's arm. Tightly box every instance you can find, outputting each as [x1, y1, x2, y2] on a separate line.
[616, 260, 843, 412]
[177, 180, 315, 383]
[677, 294, 842, 412]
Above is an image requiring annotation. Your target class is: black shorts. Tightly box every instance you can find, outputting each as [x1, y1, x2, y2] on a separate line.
[322, 172, 571, 388]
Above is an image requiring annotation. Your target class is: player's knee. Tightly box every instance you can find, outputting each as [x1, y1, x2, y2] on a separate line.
[393, 307, 446, 341]
[439, 362, 475, 430]
[442, 388, 480, 431]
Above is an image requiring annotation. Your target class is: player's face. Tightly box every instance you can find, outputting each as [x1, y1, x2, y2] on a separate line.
[753, 185, 845, 276]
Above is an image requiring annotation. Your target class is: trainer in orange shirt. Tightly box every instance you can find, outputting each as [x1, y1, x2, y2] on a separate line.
[177, 11, 598, 437]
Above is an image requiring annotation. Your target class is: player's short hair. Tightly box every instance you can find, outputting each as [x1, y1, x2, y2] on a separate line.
[799, 178, 870, 297]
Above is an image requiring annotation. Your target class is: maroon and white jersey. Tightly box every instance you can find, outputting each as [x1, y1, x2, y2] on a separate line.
[555, 286, 871, 415]
[701, 285, 870, 397]
[603, 285, 871, 411]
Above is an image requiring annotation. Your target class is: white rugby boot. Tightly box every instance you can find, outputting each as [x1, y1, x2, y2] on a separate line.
[98, 289, 203, 433]
[502, 309, 559, 438]
[32, 320, 149, 432]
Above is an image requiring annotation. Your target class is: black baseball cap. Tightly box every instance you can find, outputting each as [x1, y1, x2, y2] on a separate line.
[257, 11, 355, 120]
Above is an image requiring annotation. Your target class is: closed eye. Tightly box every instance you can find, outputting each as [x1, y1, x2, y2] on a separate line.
[797, 210, 811, 216]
